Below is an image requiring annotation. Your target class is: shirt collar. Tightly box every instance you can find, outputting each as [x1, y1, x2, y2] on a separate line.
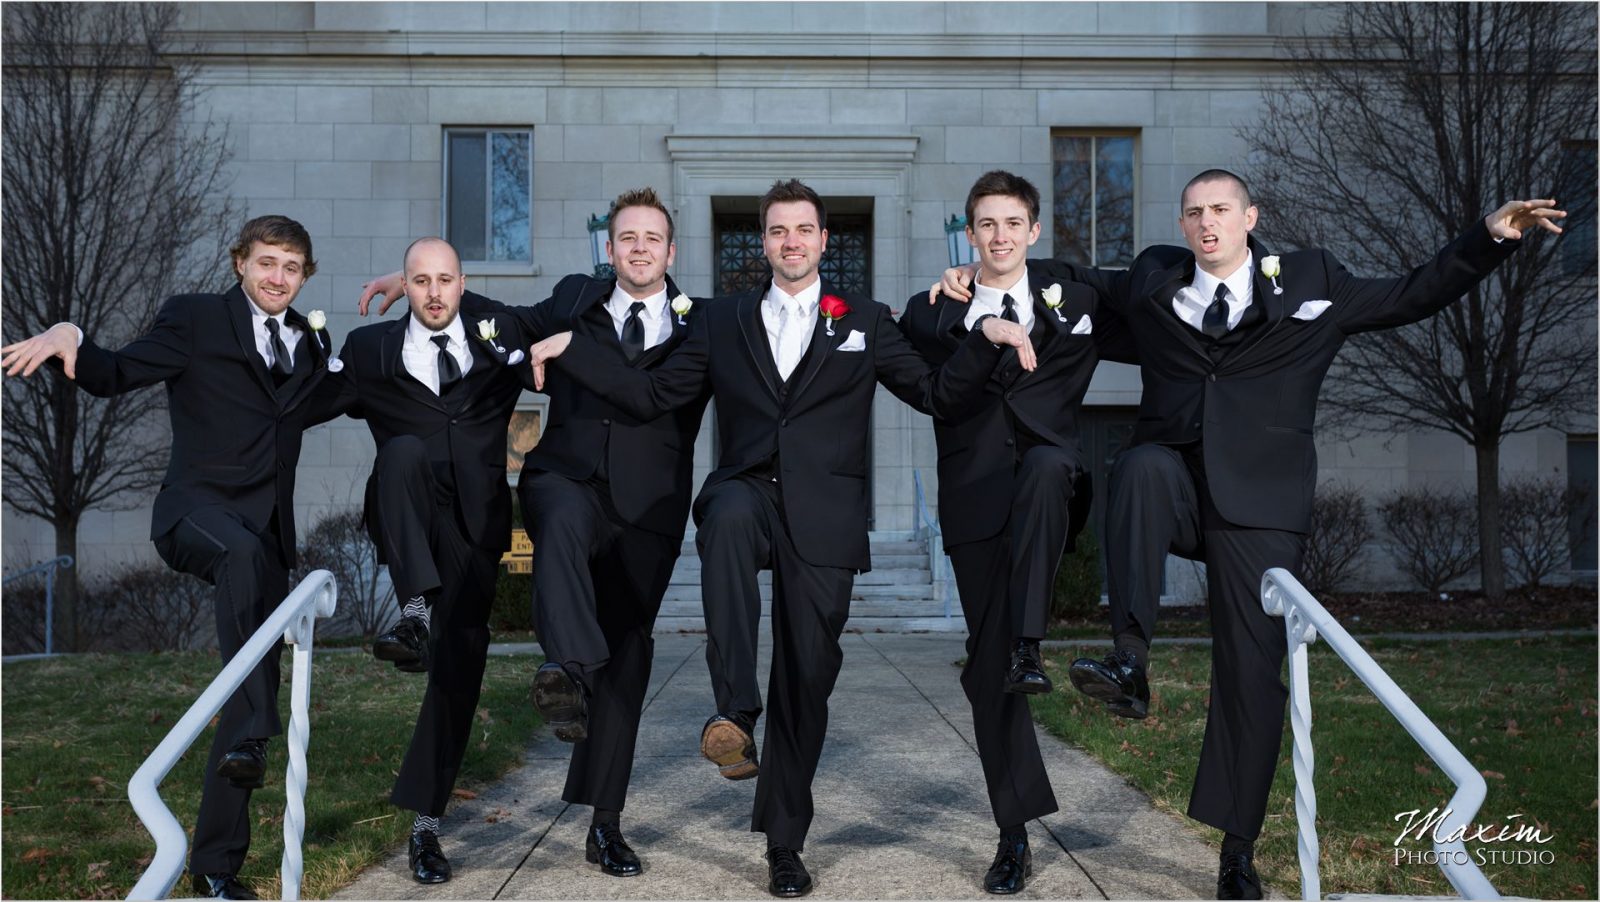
[608, 284, 669, 320]
[407, 311, 468, 347]
[766, 279, 822, 314]
[1191, 251, 1254, 304]
[972, 269, 1031, 313]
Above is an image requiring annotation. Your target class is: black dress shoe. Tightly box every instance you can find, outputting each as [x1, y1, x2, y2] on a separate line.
[409, 829, 452, 884]
[700, 712, 758, 780]
[373, 616, 429, 672]
[1216, 850, 1261, 900]
[1005, 640, 1053, 694]
[766, 846, 813, 898]
[585, 822, 642, 877]
[532, 663, 589, 742]
[983, 836, 1033, 894]
[191, 872, 259, 900]
[1068, 649, 1150, 718]
[214, 738, 267, 790]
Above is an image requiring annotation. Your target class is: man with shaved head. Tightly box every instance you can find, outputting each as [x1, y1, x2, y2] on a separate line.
[306, 236, 537, 883]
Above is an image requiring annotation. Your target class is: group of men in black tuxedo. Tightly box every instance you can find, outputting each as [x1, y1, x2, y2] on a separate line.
[1, 167, 1560, 900]
[937, 171, 1563, 899]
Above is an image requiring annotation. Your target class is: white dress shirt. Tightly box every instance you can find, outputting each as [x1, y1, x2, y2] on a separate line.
[964, 270, 1035, 332]
[401, 314, 472, 395]
[1173, 251, 1255, 333]
[761, 279, 822, 380]
[604, 285, 672, 351]
[245, 294, 302, 370]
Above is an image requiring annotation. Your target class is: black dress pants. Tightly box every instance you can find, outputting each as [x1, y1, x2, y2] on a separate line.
[521, 469, 680, 812]
[155, 505, 287, 876]
[1103, 442, 1305, 840]
[694, 475, 854, 851]
[372, 436, 498, 819]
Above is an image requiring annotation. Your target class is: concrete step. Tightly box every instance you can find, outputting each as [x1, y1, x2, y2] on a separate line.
[670, 551, 929, 573]
[652, 614, 966, 633]
[657, 597, 958, 620]
[661, 582, 941, 604]
[669, 567, 932, 587]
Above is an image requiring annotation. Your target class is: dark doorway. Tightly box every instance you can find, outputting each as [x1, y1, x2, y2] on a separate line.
[1081, 406, 1140, 579]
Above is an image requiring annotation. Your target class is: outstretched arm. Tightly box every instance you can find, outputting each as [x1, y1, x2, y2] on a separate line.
[876, 311, 1025, 421]
[2, 323, 83, 379]
[528, 316, 711, 421]
[5, 296, 195, 395]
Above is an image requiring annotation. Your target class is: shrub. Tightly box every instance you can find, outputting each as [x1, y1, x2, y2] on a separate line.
[1051, 526, 1103, 620]
[1377, 485, 1479, 594]
[95, 562, 215, 652]
[297, 508, 395, 638]
[1301, 483, 1373, 596]
[1501, 475, 1588, 589]
[492, 569, 533, 631]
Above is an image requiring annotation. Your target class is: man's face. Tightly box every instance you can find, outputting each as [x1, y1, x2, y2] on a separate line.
[234, 242, 308, 315]
[607, 205, 675, 297]
[762, 200, 827, 289]
[967, 194, 1041, 285]
[1179, 178, 1258, 276]
[404, 240, 465, 331]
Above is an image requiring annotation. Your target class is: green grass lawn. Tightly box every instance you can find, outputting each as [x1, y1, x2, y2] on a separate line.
[2, 649, 544, 899]
[1031, 635, 1597, 899]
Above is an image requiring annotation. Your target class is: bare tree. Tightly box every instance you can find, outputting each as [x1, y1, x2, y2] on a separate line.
[1301, 483, 1374, 596]
[1247, 3, 1598, 599]
[2, 3, 235, 648]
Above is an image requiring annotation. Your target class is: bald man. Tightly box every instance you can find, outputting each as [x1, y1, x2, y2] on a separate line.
[306, 238, 536, 883]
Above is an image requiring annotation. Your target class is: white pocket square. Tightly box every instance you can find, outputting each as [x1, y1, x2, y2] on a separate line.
[1291, 300, 1332, 321]
[506, 349, 526, 366]
[1071, 314, 1093, 335]
[837, 329, 867, 352]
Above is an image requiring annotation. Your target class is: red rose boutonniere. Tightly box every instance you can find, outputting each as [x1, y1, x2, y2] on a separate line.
[819, 294, 850, 336]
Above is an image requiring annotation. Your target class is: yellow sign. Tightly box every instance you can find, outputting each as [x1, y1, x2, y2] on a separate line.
[500, 532, 534, 573]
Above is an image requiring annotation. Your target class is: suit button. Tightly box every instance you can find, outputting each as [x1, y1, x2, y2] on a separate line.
[781, 418, 789, 427]
[1208, 374, 1217, 382]
[602, 418, 611, 426]
[1006, 392, 1015, 400]
[1004, 438, 1015, 447]
[450, 418, 458, 425]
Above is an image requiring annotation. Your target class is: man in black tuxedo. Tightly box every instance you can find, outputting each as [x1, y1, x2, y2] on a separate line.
[309, 237, 534, 884]
[526, 179, 1035, 897]
[2, 216, 331, 900]
[937, 170, 1563, 899]
[356, 188, 712, 877]
[900, 170, 1135, 894]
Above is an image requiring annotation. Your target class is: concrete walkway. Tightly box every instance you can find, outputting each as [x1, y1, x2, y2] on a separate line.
[335, 632, 1230, 900]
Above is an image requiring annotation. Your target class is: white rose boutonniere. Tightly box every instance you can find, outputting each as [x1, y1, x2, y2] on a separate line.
[306, 309, 330, 353]
[476, 317, 507, 355]
[671, 293, 693, 325]
[1260, 255, 1284, 295]
[1040, 283, 1067, 322]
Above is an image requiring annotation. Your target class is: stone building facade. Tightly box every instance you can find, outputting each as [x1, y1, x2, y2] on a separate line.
[3, 2, 1593, 598]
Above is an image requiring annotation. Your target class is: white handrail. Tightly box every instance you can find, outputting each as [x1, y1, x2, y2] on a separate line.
[912, 469, 956, 619]
[1260, 568, 1498, 901]
[126, 570, 339, 901]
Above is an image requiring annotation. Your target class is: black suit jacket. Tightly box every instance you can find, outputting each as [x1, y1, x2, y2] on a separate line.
[1029, 222, 1518, 533]
[306, 309, 535, 555]
[460, 274, 711, 540]
[554, 279, 1005, 572]
[71, 285, 332, 565]
[899, 278, 1134, 548]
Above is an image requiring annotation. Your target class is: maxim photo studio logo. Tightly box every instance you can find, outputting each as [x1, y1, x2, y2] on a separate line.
[1391, 807, 1555, 867]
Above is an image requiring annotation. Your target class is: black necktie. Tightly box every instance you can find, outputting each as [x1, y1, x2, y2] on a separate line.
[264, 318, 293, 379]
[1201, 283, 1230, 340]
[1000, 293, 1019, 323]
[431, 334, 461, 391]
[620, 301, 647, 362]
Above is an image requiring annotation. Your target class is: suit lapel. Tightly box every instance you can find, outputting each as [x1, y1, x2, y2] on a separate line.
[1003, 288, 1068, 390]
[634, 275, 691, 368]
[737, 287, 781, 401]
[1142, 258, 1211, 358]
[1224, 239, 1289, 365]
[226, 286, 279, 399]
[275, 306, 329, 408]
[785, 295, 842, 405]
[935, 292, 969, 348]
[386, 313, 448, 412]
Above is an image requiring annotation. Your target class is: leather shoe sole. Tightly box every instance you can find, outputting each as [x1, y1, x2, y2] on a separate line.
[585, 845, 643, 877]
[701, 720, 758, 780]
[1005, 673, 1054, 695]
[1068, 662, 1148, 719]
[533, 664, 588, 742]
[984, 862, 1032, 894]
[215, 752, 265, 790]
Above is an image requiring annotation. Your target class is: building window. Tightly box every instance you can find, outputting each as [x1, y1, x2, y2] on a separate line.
[1051, 133, 1136, 267]
[712, 203, 873, 296]
[1559, 140, 1597, 278]
[443, 128, 532, 263]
